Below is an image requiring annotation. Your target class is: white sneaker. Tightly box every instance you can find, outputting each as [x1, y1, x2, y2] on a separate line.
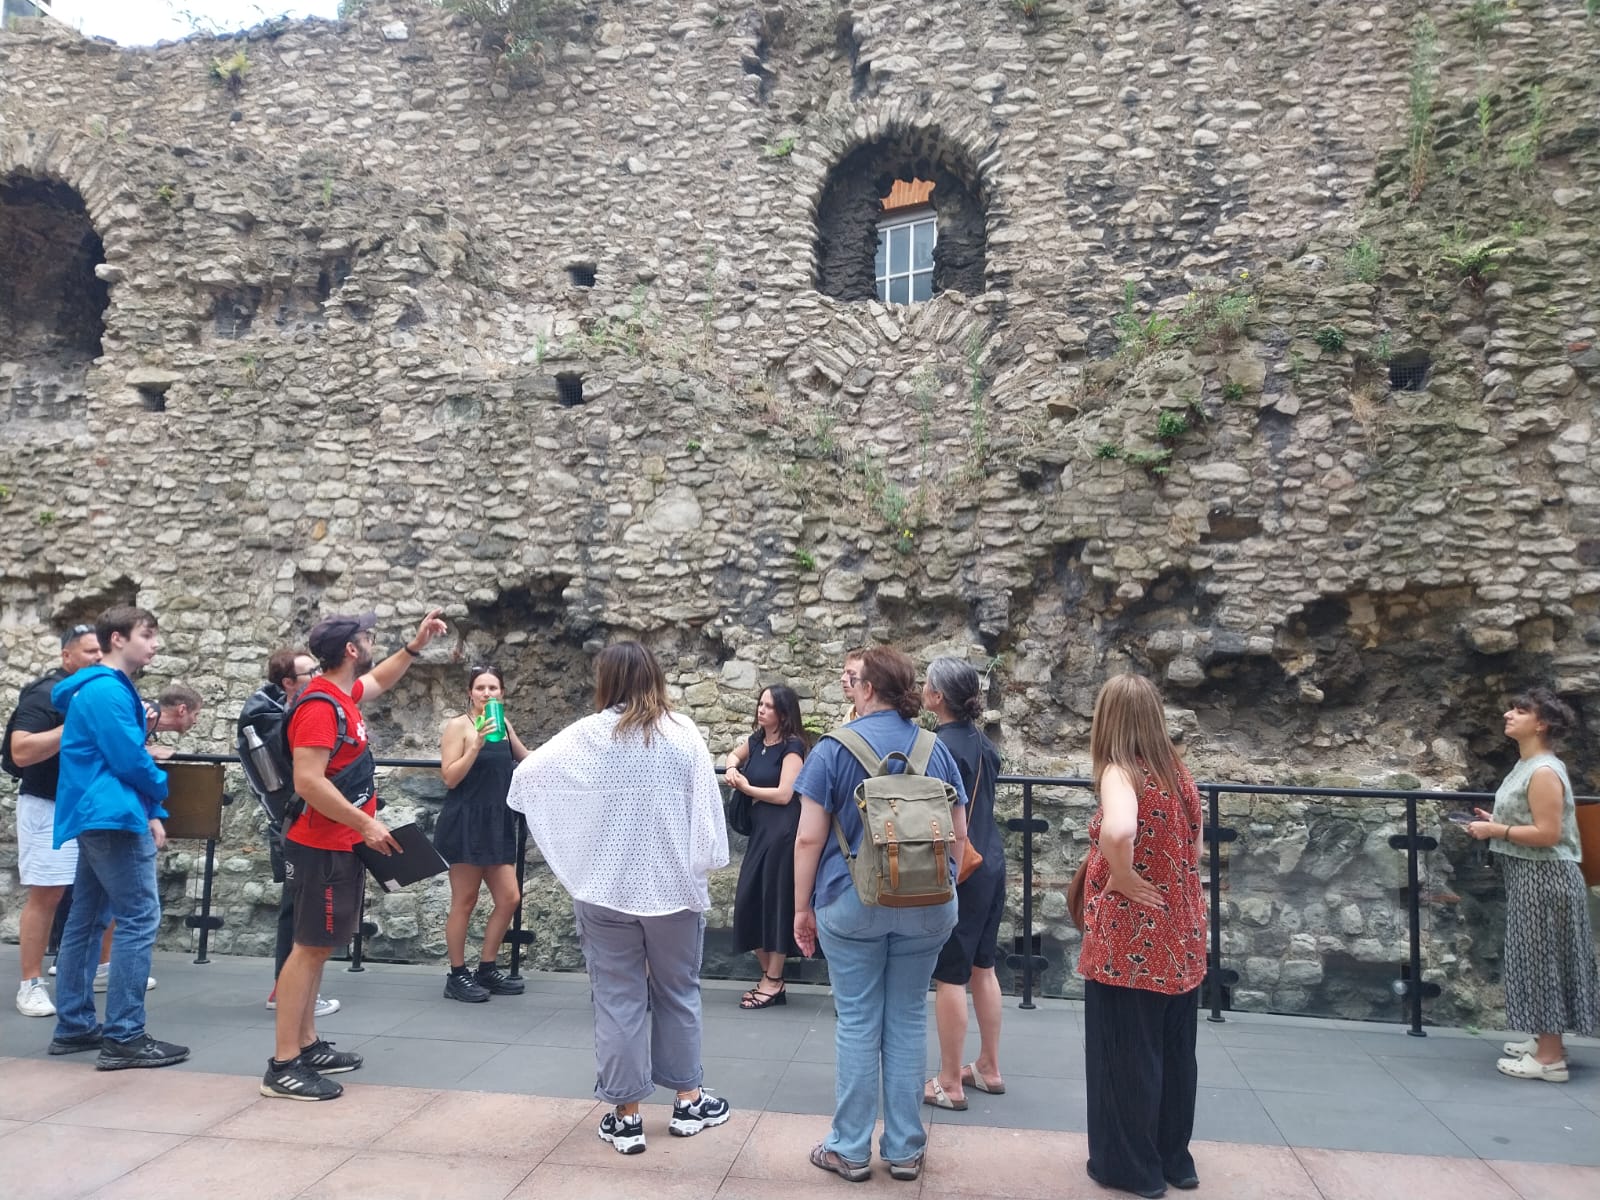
[92, 971, 157, 993]
[1502, 1036, 1538, 1057]
[48, 963, 57, 976]
[16, 978, 56, 1017]
[265, 993, 341, 1017]
[1496, 1052, 1569, 1082]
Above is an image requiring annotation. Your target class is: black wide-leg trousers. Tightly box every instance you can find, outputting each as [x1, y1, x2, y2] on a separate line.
[1084, 978, 1200, 1195]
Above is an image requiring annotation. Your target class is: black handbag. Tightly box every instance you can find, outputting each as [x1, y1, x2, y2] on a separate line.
[726, 781, 753, 837]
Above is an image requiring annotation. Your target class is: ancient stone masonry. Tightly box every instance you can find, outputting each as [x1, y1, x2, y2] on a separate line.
[1, 0, 1599, 1023]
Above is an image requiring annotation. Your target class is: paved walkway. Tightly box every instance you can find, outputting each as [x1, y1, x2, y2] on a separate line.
[1, 951, 1598, 1199]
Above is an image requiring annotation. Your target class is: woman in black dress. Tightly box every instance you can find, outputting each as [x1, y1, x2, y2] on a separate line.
[724, 684, 807, 1010]
[436, 666, 530, 1003]
[922, 656, 1008, 1110]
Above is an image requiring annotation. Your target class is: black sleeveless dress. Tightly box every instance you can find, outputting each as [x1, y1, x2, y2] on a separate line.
[732, 733, 807, 956]
[433, 735, 518, 867]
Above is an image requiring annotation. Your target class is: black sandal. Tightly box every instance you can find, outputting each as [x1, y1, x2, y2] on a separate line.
[740, 972, 787, 1010]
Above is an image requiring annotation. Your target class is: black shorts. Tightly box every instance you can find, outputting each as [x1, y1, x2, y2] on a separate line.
[282, 839, 362, 948]
[933, 869, 1006, 986]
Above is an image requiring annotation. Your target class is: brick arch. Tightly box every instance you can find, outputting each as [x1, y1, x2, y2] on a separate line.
[799, 99, 1002, 302]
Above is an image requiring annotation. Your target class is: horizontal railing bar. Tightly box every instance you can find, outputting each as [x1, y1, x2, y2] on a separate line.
[168, 753, 1597, 803]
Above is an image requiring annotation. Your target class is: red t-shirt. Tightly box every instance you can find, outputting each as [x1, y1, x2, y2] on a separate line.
[1076, 761, 1208, 995]
[285, 677, 374, 852]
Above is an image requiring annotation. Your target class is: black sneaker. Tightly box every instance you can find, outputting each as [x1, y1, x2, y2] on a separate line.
[475, 963, 526, 996]
[96, 1033, 189, 1071]
[48, 1025, 104, 1055]
[299, 1037, 363, 1074]
[598, 1109, 646, 1154]
[261, 1055, 344, 1101]
[669, 1089, 731, 1136]
[444, 967, 490, 1003]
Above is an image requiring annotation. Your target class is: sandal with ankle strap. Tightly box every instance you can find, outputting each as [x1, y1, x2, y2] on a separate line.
[740, 973, 787, 1010]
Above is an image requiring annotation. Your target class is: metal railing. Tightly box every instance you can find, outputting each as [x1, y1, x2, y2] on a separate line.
[164, 751, 1593, 1034]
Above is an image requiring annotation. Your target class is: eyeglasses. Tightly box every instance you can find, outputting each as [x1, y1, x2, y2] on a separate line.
[840, 671, 860, 685]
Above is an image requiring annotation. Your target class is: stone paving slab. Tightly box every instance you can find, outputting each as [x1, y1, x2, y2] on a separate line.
[2, 951, 1600, 1200]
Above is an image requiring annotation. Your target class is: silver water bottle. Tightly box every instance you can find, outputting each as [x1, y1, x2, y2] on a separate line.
[242, 725, 285, 792]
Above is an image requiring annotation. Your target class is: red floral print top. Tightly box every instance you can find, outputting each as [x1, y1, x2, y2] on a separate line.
[1075, 761, 1207, 995]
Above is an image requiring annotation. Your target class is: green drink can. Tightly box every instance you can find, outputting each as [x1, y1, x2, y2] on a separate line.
[482, 699, 506, 743]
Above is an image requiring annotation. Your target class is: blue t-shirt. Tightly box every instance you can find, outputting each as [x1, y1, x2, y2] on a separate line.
[794, 709, 969, 911]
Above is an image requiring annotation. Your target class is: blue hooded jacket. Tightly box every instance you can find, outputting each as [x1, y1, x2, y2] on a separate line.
[50, 664, 169, 847]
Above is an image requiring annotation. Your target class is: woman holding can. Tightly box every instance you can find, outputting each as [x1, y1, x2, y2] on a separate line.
[436, 665, 530, 1002]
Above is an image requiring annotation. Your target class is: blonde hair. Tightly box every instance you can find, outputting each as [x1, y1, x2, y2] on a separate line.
[1089, 674, 1183, 799]
[593, 641, 673, 745]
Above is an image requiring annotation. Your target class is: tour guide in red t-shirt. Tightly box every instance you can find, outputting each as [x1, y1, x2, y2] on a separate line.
[261, 606, 447, 1102]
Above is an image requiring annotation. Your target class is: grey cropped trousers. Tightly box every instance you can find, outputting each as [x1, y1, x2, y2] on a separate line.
[572, 900, 707, 1105]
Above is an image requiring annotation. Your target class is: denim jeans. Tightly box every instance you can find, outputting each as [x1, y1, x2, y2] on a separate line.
[52, 828, 160, 1044]
[816, 885, 958, 1164]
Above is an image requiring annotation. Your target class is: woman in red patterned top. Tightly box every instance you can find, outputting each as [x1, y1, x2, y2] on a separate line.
[1077, 674, 1207, 1199]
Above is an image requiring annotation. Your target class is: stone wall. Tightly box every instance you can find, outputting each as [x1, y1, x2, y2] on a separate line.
[2, 0, 1599, 1025]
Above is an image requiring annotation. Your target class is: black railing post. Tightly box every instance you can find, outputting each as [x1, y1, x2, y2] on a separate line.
[188, 837, 221, 964]
[1019, 781, 1037, 1008]
[506, 817, 533, 980]
[1404, 797, 1426, 1036]
[1206, 787, 1224, 1022]
[348, 885, 368, 972]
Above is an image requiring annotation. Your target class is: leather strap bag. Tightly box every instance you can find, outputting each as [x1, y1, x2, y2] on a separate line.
[956, 756, 986, 884]
[1067, 853, 1090, 931]
[1577, 800, 1600, 887]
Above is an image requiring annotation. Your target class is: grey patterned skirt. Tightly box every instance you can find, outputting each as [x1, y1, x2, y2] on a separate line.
[1500, 855, 1600, 1037]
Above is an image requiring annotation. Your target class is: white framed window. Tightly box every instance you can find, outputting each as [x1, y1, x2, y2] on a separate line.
[875, 210, 936, 305]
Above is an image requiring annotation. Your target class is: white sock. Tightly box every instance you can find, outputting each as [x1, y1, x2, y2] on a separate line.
[95, 962, 109, 975]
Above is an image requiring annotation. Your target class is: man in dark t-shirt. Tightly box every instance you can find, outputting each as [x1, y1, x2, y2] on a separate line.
[261, 606, 446, 1102]
[10, 624, 102, 1018]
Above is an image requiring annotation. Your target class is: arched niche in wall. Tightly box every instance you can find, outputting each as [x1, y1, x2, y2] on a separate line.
[0, 172, 109, 367]
[812, 128, 988, 304]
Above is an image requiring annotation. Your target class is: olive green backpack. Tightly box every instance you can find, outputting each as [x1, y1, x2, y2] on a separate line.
[826, 726, 958, 908]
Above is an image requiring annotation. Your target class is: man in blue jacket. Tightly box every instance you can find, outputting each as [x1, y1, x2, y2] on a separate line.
[47, 605, 189, 1070]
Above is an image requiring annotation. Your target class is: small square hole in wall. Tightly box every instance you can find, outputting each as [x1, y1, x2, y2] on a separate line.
[556, 373, 585, 406]
[1388, 349, 1430, 392]
[136, 387, 166, 412]
[567, 263, 597, 288]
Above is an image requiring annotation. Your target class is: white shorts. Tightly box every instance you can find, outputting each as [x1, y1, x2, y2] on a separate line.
[16, 792, 78, 886]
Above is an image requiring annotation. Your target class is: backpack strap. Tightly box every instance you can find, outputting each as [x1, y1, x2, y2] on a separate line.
[906, 728, 936, 776]
[283, 690, 354, 751]
[823, 727, 885, 777]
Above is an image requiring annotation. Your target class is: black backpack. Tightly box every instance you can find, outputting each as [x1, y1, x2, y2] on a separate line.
[1, 673, 63, 781]
[275, 689, 366, 824]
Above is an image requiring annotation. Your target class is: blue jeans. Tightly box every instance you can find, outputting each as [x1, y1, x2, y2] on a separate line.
[52, 828, 160, 1044]
[816, 886, 958, 1164]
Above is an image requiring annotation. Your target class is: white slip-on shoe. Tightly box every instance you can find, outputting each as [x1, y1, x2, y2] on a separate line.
[1496, 1052, 1569, 1083]
[1502, 1037, 1538, 1057]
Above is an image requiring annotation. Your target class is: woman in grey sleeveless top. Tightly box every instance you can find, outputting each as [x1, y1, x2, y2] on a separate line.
[1467, 688, 1599, 1082]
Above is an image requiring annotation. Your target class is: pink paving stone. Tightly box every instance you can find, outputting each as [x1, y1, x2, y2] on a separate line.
[43, 1068, 260, 1135]
[1295, 1147, 1520, 1200]
[203, 1081, 439, 1147]
[511, 1162, 729, 1200]
[0, 1057, 122, 1122]
[296, 1148, 532, 1200]
[1485, 1160, 1600, 1200]
[86, 1136, 354, 1200]
[1177, 1140, 1322, 1200]
[543, 1102, 759, 1176]
[902, 1122, 1091, 1200]
[0, 1121, 184, 1200]
[726, 1111, 904, 1193]
[372, 1091, 597, 1160]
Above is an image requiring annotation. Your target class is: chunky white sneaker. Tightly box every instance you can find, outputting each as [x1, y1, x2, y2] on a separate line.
[1502, 1037, 1538, 1057]
[16, 978, 56, 1017]
[315, 995, 341, 1018]
[598, 1110, 646, 1154]
[1496, 1052, 1569, 1082]
[92, 971, 157, 993]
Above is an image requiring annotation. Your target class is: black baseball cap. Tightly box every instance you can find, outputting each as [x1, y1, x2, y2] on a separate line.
[308, 612, 378, 661]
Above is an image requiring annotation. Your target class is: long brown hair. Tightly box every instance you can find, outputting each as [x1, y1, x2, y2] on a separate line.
[857, 646, 922, 720]
[1089, 674, 1183, 799]
[593, 641, 673, 744]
